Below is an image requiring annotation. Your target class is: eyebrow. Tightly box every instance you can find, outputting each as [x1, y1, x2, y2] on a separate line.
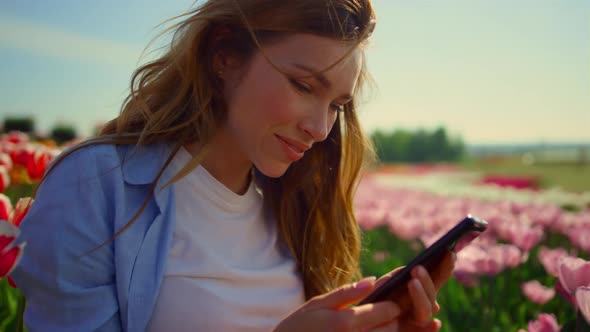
[292, 63, 354, 101]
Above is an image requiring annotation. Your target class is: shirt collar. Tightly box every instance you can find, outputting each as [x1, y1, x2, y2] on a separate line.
[120, 143, 174, 185]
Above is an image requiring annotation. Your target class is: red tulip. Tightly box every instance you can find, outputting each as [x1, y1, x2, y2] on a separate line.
[2, 131, 29, 145]
[521, 280, 555, 305]
[576, 286, 590, 324]
[0, 220, 26, 278]
[0, 194, 11, 221]
[27, 147, 59, 181]
[11, 197, 33, 227]
[10, 144, 35, 167]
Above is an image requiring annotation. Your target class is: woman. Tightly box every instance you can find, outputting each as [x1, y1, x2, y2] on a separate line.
[12, 0, 454, 331]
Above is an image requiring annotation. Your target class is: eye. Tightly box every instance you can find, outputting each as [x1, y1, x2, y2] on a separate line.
[289, 78, 313, 94]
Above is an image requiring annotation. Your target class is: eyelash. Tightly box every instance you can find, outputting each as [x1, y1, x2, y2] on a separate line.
[289, 79, 346, 113]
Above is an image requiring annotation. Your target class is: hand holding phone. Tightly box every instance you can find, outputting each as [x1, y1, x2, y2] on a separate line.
[358, 215, 488, 312]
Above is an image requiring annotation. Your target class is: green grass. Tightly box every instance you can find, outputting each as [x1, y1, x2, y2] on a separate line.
[462, 156, 590, 193]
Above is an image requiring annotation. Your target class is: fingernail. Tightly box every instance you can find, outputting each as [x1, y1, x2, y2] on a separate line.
[354, 276, 376, 290]
[417, 320, 433, 328]
[418, 266, 427, 278]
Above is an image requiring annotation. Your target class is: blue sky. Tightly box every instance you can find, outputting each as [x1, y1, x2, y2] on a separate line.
[0, 1, 588, 144]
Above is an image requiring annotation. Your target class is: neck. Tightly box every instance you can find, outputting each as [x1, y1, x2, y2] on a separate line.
[184, 128, 252, 195]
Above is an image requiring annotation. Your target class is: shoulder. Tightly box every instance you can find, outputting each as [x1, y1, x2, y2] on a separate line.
[44, 141, 173, 187]
[38, 143, 123, 195]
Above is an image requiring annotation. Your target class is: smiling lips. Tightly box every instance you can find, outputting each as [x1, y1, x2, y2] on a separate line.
[275, 134, 310, 161]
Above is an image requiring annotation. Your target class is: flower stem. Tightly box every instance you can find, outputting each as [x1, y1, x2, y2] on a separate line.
[577, 309, 590, 332]
[16, 292, 26, 332]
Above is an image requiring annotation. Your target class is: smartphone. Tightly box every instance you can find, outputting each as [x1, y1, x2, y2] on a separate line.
[358, 215, 488, 305]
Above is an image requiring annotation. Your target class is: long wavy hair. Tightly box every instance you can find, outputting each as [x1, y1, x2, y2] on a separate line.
[39, 0, 376, 300]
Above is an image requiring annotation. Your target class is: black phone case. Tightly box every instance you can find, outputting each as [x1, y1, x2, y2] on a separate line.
[358, 215, 488, 305]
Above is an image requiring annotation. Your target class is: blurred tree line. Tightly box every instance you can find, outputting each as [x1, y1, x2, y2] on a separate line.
[2, 117, 77, 145]
[2, 117, 464, 163]
[371, 127, 465, 163]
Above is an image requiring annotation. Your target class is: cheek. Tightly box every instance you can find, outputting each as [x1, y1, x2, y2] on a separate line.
[261, 81, 303, 125]
[225, 78, 300, 154]
[240, 81, 302, 129]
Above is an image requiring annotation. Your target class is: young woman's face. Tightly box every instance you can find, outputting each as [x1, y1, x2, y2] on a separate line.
[222, 34, 363, 178]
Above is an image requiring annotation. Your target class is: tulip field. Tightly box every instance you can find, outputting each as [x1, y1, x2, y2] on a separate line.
[1, 131, 589, 331]
[357, 167, 590, 331]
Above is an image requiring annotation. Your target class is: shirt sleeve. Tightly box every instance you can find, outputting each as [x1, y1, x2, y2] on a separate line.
[11, 146, 122, 332]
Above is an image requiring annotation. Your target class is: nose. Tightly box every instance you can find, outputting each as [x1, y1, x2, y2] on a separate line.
[298, 107, 335, 143]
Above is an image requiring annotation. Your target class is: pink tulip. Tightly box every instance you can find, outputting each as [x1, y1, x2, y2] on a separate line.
[0, 194, 11, 221]
[420, 231, 445, 248]
[455, 244, 505, 276]
[524, 313, 561, 332]
[511, 225, 544, 252]
[372, 251, 389, 263]
[355, 208, 386, 230]
[454, 270, 479, 287]
[569, 228, 590, 254]
[489, 243, 527, 269]
[521, 280, 555, 304]
[538, 246, 569, 277]
[555, 279, 576, 306]
[0, 220, 26, 278]
[389, 215, 424, 240]
[576, 286, 590, 324]
[558, 256, 590, 294]
[495, 220, 543, 252]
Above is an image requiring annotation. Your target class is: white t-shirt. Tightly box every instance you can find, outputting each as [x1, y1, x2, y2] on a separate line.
[147, 148, 305, 332]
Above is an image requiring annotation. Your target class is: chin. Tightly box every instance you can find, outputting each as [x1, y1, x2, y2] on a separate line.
[255, 161, 291, 178]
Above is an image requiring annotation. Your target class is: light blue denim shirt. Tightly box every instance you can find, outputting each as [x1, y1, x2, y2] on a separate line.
[12, 142, 179, 332]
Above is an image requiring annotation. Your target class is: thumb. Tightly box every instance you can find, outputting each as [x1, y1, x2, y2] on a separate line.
[306, 276, 377, 310]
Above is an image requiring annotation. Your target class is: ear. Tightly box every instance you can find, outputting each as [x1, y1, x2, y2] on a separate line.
[211, 26, 241, 75]
[213, 50, 241, 77]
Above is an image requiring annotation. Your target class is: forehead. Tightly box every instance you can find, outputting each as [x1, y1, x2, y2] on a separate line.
[262, 34, 363, 86]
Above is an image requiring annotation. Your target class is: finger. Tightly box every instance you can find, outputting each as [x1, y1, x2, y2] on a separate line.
[408, 278, 433, 324]
[398, 316, 442, 332]
[307, 276, 376, 310]
[346, 301, 401, 330]
[433, 301, 440, 315]
[412, 266, 437, 306]
[375, 266, 404, 289]
[431, 252, 455, 290]
[369, 319, 399, 332]
[412, 318, 442, 332]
